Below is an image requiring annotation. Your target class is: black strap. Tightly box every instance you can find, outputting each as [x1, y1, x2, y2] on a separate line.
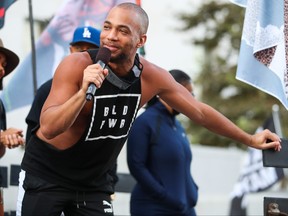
[105, 67, 132, 90]
[87, 49, 98, 63]
[86, 49, 142, 90]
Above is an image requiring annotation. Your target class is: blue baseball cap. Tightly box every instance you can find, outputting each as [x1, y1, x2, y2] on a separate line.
[70, 26, 100, 47]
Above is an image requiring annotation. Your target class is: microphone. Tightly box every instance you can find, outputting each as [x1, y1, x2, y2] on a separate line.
[86, 47, 111, 101]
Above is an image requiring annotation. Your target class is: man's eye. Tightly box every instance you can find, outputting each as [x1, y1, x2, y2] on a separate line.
[120, 29, 128, 34]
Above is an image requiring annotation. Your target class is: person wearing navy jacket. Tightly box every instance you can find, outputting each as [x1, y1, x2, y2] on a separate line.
[127, 69, 198, 216]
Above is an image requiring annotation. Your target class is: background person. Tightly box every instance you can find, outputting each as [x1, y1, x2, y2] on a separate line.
[0, 38, 25, 157]
[25, 26, 101, 143]
[127, 69, 198, 216]
[0, 38, 25, 215]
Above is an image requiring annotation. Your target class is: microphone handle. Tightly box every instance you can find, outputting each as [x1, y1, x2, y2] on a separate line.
[86, 60, 106, 101]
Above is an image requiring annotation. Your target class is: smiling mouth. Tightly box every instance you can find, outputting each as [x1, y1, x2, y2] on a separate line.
[103, 42, 119, 50]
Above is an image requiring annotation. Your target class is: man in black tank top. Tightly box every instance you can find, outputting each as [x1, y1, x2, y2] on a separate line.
[19, 27, 121, 216]
[18, 3, 281, 216]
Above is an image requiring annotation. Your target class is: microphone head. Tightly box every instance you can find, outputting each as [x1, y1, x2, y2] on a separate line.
[96, 47, 111, 65]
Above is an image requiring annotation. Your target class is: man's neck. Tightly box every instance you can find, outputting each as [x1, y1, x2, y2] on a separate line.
[108, 57, 135, 77]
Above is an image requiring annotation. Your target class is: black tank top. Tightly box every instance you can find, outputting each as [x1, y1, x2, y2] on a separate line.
[22, 49, 142, 192]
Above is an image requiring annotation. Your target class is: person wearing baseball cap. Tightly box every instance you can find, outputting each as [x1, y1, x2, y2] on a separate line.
[69, 26, 100, 53]
[25, 26, 101, 145]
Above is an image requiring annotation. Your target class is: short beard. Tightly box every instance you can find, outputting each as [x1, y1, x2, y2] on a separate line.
[109, 52, 128, 64]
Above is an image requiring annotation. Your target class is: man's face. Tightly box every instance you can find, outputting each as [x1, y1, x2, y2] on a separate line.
[100, 7, 142, 63]
[70, 42, 99, 53]
[0, 53, 7, 79]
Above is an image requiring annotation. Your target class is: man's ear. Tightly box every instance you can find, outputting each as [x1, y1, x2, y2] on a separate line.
[69, 46, 73, 53]
[137, 34, 147, 48]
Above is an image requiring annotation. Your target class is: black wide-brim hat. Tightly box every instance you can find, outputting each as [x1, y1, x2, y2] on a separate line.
[0, 38, 19, 77]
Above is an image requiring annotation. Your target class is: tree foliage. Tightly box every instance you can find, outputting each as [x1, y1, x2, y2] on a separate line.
[178, 1, 287, 149]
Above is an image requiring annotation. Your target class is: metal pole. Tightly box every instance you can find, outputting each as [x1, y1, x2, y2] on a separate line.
[28, 0, 37, 96]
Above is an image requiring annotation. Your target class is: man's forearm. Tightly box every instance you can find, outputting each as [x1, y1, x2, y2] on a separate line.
[39, 89, 87, 139]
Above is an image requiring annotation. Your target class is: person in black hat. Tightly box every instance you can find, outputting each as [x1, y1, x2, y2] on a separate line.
[0, 38, 25, 158]
[0, 39, 25, 211]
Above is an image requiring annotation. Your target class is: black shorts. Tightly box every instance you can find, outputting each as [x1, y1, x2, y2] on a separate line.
[19, 172, 114, 216]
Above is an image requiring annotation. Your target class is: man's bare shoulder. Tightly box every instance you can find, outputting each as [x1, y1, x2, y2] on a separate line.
[53, 52, 93, 78]
[138, 57, 176, 106]
[139, 57, 167, 76]
[139, 57, 172, 82]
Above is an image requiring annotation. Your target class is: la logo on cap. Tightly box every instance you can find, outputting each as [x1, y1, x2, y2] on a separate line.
[70, 26, 100, 47]
[83, 27, 92, 39]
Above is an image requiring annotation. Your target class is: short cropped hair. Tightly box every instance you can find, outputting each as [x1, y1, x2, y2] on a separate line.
[116, 3, 149, 35]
